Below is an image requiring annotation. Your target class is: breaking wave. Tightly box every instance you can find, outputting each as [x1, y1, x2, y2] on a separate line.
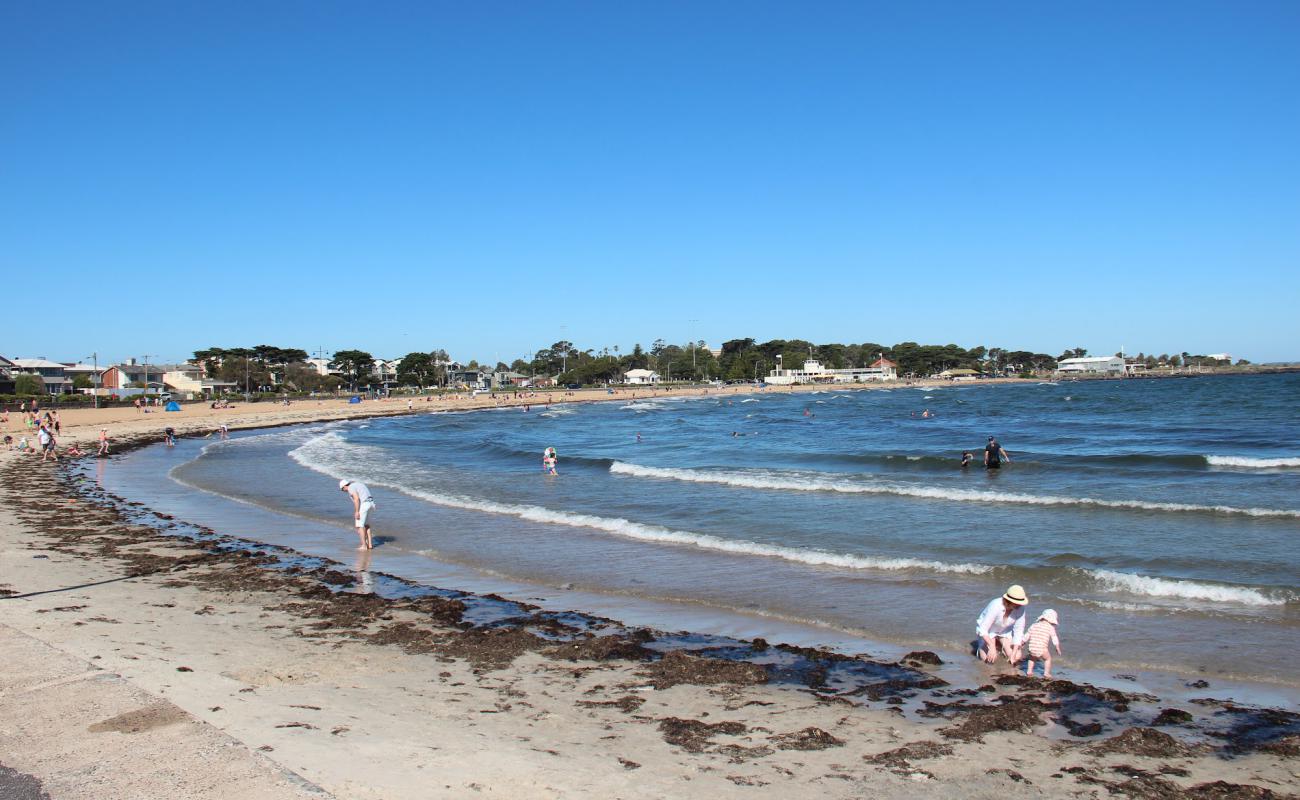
[607, 462, 1300, 518]
[1205, 455, 1300, 469]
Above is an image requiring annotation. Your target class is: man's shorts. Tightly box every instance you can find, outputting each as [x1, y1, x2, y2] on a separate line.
[356, 501, 375, 528]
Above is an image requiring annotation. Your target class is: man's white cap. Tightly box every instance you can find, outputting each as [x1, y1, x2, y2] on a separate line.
[338, 479, 351, 489]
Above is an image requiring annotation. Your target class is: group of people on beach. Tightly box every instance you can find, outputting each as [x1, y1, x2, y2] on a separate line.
[976, 584, 1063, 677]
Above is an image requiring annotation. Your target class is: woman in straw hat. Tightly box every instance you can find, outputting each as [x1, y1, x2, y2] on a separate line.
[975, 584, 1029, 665]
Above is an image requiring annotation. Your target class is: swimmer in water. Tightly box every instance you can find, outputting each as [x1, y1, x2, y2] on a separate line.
[961, 451, 973, 468]
[542, 446, 558, 475]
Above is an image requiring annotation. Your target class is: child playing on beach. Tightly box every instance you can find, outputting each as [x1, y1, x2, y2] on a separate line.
[1023, 608, 1062, 678]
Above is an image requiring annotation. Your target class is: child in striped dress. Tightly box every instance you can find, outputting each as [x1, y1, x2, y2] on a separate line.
[1024, 609, 1062, 678]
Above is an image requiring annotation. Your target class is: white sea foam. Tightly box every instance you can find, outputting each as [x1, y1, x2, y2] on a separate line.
[1205, 455, 1300, 469]
[1089, 569, 1286, 606]
[607, 462, 1300, 518]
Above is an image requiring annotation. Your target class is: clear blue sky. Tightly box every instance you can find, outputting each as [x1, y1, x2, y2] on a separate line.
[3, 1, 1298, 365]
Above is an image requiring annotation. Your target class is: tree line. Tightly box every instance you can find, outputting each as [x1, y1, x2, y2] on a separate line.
[187, 340, 1249, 393]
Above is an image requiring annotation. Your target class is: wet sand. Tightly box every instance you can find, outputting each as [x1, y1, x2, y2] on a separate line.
[1, 415, 1298, 797]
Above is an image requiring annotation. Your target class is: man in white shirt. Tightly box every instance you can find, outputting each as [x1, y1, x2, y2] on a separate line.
[37, 425, 58, 462]
[975, 584, 1028, 665]
[339, 479, 376, 550]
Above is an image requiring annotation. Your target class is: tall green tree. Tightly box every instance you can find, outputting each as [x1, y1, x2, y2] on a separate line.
[330, 350, 375, 391]
[396, 352, 438, 388]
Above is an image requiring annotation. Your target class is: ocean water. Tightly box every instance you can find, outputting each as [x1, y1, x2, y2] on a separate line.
[105, 373, 1300, 687]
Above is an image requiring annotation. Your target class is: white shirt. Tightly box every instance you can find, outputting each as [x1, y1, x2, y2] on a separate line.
[37, 428, 51, 446]
[348, 482, 375, 505]
[976, 597, 1026, 645]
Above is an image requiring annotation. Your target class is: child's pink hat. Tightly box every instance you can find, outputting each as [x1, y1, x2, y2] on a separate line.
[1037, 608, 1059, 625]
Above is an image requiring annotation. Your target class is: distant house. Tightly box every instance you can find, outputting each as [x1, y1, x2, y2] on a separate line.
[490, 371, 529, 389]
[1205, 353, 1232, 363]
[162, 364, 238, 397]
[447, 368, 489, 390]
[304, 358, 345, 378]
[100, 361, 180, 393]
[0, 355, 16, 394]
[623, 369, 660, 385]
[372, 359, 401, 391]
[10, 358, 74, 395]
[938, 368, 980, 380]
[1057, 356, 1125, 375]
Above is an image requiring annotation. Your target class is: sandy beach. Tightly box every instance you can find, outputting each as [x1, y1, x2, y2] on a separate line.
[2, 386, 1298, 799]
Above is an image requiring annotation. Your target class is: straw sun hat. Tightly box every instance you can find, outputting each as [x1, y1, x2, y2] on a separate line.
[1002, 584, 1028, 605]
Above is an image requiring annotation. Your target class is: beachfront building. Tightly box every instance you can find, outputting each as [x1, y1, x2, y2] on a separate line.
[162, 365, 238, 398]
[490, 371, 530, 389]
[100, 361, 176, 394]
[304, 357, 346, 378]
[623, 369, 661, 385]
[0, 355, 16, 394]
[765, 357, 897, 385]
[1056, 356, 1125, 375]
[372, 359, 400, 391]
[447, 367, 489, 390]
[9, 358, 74, 395]
[938, 368, 980, 381]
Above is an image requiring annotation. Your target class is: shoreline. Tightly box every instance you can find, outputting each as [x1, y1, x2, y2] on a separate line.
[95, 421, 1300, 701]
[1, 406, 1298, 795]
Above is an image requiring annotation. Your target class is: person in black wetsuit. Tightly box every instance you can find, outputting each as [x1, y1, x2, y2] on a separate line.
[984, 436, 1010, 469]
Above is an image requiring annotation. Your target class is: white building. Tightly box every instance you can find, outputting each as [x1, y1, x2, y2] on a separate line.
[10, 358, 74, 394]
[765, 357, 897, 385]
[1056, 356, 1125, 375]
[305, 358, 344, 377]
[623, 369, 661, 385]
[1205, 353, 1232, 363]
[162, 365, 238, 397]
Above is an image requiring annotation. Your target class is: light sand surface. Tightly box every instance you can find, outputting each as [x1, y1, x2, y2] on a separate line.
[1, 440, 1297, 798]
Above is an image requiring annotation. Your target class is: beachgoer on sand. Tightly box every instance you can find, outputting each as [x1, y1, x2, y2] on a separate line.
[37, 425, 58, 462]
[975, 584, 1028, 665]
[339, 478, 376, 549]
[1024, 609, 1062, 678]
[97, 429, 110, 456]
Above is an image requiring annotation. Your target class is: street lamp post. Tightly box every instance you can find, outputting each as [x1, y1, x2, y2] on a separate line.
[86, 352, 99, 409]
[141, 355, 156, 404]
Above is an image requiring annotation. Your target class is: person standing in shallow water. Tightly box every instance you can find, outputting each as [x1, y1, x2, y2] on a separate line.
[339, 478, 375, 549]
[984, 436, 1011, 469]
